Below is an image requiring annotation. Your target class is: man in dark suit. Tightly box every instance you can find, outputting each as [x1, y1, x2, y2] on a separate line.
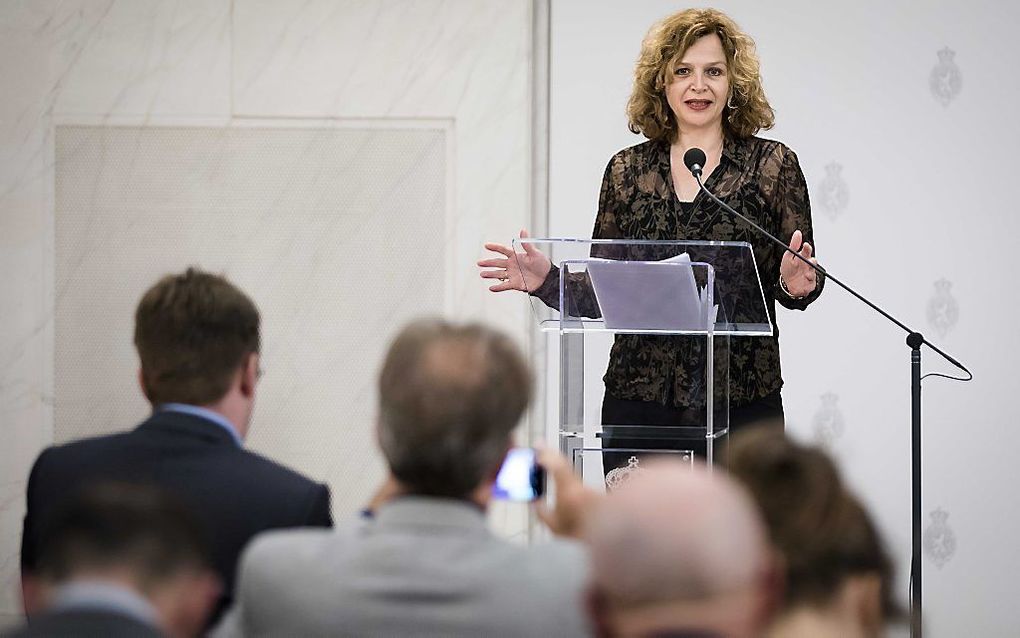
[20, 267, 332, 624]
[5, 483, 218, 638]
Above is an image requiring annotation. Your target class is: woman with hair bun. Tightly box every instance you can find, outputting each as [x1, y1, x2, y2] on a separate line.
[728, 429, 903, 637]
[479, 9, 823, 465]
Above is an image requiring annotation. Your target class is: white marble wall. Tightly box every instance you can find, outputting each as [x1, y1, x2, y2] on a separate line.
[0, 0, 536, 620]
[550, 1, 1020, 635]
[53, 123, 451, 515]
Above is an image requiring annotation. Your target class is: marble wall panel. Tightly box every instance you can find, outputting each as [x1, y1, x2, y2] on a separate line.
[51, 0, 232, 118]
[232, 0, 534, 330]
[0, 0, 535, 616]
[53, 124, 447, 516]
[1, 3, 59, 617]
[230, 0, 537, 543]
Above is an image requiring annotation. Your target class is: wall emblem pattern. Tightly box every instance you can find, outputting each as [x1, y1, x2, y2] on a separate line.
[926, 278, 959, 338]
[812, 392, 846, 446]
[930, 47, 962, 106]
[923, 508, 957, 568]
[818, 162, 849, 220]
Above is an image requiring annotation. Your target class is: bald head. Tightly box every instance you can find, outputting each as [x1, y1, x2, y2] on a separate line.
[377, 319, 531, 498]
[586, 462, 774, 637]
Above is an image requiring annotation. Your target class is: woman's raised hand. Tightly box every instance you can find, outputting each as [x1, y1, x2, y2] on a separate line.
[477, 229, 552, 293]
[779, 229, 819, 298]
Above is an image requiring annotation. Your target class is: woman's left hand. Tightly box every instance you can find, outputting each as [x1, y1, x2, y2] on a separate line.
[779, 229, 818, 298]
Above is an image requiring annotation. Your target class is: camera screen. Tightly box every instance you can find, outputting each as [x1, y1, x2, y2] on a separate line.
[492, 448, 543, 501]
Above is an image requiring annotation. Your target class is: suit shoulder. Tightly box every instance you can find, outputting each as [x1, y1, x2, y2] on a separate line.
[239, 526, 336, 579]
[502, 536, 589, 581]
[526, 537, 588, 565]
[46, 430, 136, 454]
[229, 448, 324, 492]
[31, 430, 136, 471]
[488, 538, 590, 613]
[247, 526, 335, 555]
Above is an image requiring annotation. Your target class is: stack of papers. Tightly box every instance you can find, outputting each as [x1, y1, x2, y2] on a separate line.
[586, 253, 718, 331]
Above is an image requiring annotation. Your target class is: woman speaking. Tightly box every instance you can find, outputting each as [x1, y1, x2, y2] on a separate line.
[479, 8, 823, 461]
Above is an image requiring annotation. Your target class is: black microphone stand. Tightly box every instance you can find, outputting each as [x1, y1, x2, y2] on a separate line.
[690, 165, 971, 638]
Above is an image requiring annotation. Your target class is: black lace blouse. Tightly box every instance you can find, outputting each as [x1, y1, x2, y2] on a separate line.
[532, 136, 824, 408]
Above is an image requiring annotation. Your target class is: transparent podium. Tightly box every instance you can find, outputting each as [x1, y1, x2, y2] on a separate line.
[517, 238, 773, 490]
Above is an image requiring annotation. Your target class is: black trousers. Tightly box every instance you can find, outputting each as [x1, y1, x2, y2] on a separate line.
[600, 390, 784, 477]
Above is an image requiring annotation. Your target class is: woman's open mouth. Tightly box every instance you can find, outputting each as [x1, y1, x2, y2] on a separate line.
[684, 99, 712, 111]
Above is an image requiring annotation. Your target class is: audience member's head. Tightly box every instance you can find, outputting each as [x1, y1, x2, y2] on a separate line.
[31, 483, 219, 637]
[727, 430, 901, 637]
[376, 318, 531, 501]
[585, 461, 778, 638]
[134, 267, 261, 436]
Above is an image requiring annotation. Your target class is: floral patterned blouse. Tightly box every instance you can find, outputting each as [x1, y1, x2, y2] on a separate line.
[532, 136, 824, 408]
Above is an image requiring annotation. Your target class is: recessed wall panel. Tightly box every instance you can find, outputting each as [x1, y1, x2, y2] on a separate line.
[54, 125, 447, 517]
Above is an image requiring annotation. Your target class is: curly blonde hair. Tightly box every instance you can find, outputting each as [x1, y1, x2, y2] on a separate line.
[627, 8, 775, 142]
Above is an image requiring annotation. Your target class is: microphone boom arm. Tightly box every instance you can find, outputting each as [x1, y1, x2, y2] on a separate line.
[693, 172, 971, 379]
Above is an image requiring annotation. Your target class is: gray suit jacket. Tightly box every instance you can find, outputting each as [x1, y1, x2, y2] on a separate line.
[215, 496, 592, 637]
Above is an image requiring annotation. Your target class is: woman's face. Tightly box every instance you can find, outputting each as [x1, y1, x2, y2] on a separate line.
[665, 33, 730, 136]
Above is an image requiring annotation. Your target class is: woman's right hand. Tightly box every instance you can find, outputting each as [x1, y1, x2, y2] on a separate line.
[477, 229, 552, 293]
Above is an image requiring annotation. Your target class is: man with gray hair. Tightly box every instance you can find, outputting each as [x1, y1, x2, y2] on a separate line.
[215, 319, 590, 637]
[585, 462, 779, 638]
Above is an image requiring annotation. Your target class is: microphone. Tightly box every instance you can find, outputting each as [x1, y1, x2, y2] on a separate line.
[683, 147, 824, 279]
[683, 148, 706, 178]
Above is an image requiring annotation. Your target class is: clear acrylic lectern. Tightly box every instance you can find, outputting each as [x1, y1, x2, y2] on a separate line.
[516, 238, 773, 490]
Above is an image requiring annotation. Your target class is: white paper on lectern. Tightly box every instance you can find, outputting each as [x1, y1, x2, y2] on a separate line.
[587, 254, 716, 330]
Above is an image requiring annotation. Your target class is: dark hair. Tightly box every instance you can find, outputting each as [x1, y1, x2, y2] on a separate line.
[377, 319, 532, 498]
[726, 430, 901, 620]
[134, 267, 260, 405]
[35, 483, 211, 591]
